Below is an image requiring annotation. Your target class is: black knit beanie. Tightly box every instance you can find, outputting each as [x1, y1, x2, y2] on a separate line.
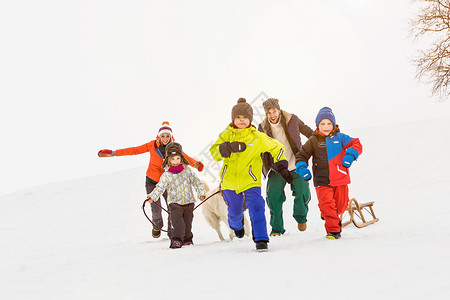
[231, 98, 253, 123]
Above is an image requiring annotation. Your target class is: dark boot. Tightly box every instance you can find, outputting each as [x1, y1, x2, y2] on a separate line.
[152, 229, 161, 238]
[234, 228, 245, 238]
[170, 239, 182, 249]
[326, 232, 341, 240]
[255, 240, 269, 252]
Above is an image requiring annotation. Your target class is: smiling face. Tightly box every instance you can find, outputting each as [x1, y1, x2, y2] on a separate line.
[169, 155, 181, 167]
[266, 108, 280, 124]
[318, 119, 334, 136]
[234, 115, 250, 129]
[160, 133, 171, 145]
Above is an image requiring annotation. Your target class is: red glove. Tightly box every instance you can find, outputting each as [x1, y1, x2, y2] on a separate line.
[197, 161, 204, 172]
[98, 149, 113, 157]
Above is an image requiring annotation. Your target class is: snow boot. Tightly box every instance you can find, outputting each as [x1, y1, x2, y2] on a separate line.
[270, 232, 281, 237]
[326, 232, 341, 240]
[170, 240, 182, 249]
[297, 222, 307, 232]
[152, 229, 161, 238]
[183, 238, 193, 246]
[255, 241, 269, 252]
[234, 228, 245, 238]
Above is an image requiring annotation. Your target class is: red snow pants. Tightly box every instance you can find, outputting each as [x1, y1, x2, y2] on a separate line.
[315, 185, 349, 234]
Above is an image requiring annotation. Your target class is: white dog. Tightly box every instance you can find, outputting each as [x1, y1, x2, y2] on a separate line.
[201, 182, 251, 241]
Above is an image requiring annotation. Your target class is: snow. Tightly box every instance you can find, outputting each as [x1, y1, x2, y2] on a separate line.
[1, 117, 449, 299]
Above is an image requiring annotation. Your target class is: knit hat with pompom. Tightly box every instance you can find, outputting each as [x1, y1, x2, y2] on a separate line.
[157, 121, 172, 137]
[231, 98, 253, 123]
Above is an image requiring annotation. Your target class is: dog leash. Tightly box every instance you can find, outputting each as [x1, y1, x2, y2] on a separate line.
[193, 190, 221, 211]
[141, 200, 170, 232]
[141, 190, 221, 231]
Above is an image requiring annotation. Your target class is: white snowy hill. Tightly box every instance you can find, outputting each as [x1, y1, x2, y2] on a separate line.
[1, 117, 449, 300]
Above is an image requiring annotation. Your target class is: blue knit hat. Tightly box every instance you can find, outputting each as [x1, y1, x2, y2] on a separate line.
[315, 107, 336, 128]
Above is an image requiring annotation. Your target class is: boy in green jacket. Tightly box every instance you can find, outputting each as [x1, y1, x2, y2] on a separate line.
[210, 98, 292, 251]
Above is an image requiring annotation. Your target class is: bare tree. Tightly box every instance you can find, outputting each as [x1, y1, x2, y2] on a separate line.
[410, 0, 450, 100]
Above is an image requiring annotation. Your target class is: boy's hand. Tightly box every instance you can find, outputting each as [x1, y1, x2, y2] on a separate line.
[98, 149, 114, 157]
[219, 142, 246, 157]
[342, 154, 355, 168]
[295, 162, 311, 181]
[200, 196, 205, 201]
[146, 197, 153, 203]
[342, 148, 359, 168]
[228, 141, 246, 153]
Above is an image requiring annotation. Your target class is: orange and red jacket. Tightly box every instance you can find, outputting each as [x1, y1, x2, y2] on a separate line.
[116, 139, 198, 182]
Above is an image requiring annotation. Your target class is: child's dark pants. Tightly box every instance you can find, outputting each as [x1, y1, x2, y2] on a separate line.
[169, 203, 194, 243]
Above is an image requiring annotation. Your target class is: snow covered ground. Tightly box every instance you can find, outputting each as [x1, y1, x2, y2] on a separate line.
[1, 117, 450, 300]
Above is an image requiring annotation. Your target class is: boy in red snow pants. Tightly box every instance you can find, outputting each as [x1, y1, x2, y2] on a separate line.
[295, 107, 362, 239]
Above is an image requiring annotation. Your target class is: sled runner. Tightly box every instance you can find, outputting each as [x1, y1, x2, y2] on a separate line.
[340, 198, 379, 228]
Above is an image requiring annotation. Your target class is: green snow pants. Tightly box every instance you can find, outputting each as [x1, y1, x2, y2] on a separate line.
[266, 170, 311, 235]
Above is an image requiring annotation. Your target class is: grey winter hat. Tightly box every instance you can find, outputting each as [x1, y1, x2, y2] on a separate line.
[262, 98, 281, 112]
[161, 142, 190, 168]
[231, 98, 253, 123]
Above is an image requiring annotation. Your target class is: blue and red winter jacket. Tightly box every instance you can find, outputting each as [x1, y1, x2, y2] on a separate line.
[295, 126, 362, 187]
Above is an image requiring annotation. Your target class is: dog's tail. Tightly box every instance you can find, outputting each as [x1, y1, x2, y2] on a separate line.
[202, 180, 210, 193]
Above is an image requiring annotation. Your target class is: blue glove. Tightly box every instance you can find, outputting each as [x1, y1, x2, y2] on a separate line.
[342, 148, 359, 168]
[295, 162, 311, 181]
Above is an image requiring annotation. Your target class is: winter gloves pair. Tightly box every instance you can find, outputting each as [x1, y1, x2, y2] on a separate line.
[219, 142, 293, 184]
[295, 148, 359, 181]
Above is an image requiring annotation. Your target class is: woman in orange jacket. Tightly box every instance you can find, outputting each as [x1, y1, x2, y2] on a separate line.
[98, 121, 204, 238]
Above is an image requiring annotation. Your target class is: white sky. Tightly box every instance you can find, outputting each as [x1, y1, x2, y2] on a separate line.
[1, 0, 450, 196]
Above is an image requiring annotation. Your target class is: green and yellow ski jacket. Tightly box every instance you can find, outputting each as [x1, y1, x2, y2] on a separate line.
[210, 125, 287, 193]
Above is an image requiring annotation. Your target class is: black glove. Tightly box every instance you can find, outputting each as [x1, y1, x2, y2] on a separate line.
[279, 168, 294, 184]
[273, 160, 293, 183]
[219, 142, 246, 158]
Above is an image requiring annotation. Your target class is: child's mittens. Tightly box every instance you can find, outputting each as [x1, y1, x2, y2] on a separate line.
[219, 142, 246, 158]
[295, 162, 312, 181]
[274, 160, 293, 184]
[98, 149, 113, 157]
[342, 148, 359, 168]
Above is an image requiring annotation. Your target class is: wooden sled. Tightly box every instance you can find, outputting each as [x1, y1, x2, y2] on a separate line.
[340, 198, 379, 228]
